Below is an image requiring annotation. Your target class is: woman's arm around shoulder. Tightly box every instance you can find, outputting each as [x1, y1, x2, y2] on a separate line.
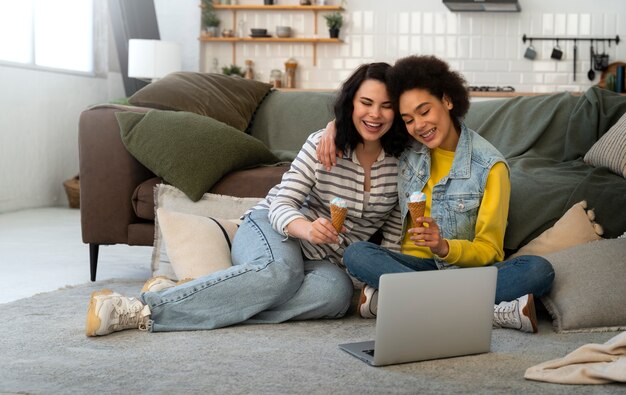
[269, 131, 341, 244]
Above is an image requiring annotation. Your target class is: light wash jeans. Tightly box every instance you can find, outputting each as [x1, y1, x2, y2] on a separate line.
[343, 241, 555, 303]
[142, 210, 354, 332]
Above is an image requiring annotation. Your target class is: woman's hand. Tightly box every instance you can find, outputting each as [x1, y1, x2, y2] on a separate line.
[316, 120, 343, 171]
[286, 218, 343, 245]
[407, 217, 449, 257]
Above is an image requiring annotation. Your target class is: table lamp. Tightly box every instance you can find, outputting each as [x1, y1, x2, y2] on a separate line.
[128, 39, 181, 82]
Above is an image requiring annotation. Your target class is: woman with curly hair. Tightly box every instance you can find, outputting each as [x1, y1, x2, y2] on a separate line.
[318, 55, 554, 333]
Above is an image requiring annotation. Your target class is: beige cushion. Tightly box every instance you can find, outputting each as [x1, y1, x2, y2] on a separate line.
[128, 72, 272, 132]
[153, 184, 260, 279]
[584, 111, 626, 178]
[156, 208, 238, 280]
[509, 201, 603, 259]
[540, 238, 626, 333]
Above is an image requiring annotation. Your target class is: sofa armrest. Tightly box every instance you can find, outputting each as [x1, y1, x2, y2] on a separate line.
[78, 104, 155, 245]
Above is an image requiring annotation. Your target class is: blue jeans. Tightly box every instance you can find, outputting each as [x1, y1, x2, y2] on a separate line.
[343, 241, 554, 303]
[142, 209, 354, 332]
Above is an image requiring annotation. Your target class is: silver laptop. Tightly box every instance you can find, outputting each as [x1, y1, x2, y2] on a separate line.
[339, 266, 497, 366]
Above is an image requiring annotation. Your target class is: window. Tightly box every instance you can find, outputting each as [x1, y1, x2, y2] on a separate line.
[0, 0, 94, 74]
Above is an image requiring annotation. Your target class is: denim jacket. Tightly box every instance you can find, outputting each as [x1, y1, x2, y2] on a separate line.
[398, 123, 508, 269]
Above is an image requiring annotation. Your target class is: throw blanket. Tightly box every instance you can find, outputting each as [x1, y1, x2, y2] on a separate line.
[117, 109, 279, 202]
[525, 331, 626, 384]
[465, 87, 626, 250]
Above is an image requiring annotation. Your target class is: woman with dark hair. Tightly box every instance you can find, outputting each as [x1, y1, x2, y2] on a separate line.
[85, 62, 408, 336]
[318, 55, 554, 333]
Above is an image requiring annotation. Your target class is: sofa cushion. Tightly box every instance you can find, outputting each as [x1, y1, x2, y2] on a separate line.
[132, 177, 161, 220]
[152, 184, 260, 279]
[540, 238, 626, 333]
[509, 201, 603, 259]
[584, 111, 626, 178]
[209, 164, 289, 198]
[117, 109, 279, 202]
[249, 89, 336, 153]
[128, 72, 272, 132]
[132, 166, 289, 221]
[156, 207, 238, 280]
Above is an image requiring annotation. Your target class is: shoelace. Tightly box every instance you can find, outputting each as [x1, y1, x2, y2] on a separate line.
[114, 298, 146, 329]
[494, 300, 521, 329]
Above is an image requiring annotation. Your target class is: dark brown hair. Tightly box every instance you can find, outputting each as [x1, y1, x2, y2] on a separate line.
[334, 62, 408, 157]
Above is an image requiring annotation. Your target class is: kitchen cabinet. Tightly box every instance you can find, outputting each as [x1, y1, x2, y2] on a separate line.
[200, 4, 344, 66]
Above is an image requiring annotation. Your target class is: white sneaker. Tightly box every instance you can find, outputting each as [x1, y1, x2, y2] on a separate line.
[141, 276, 194, 293]
[357, 285, 378, 319]
[86, 289, 151, 337]
[493, 294, 538, 333]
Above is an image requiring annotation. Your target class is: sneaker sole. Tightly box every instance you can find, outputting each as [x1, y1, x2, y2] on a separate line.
[522, 294, 538, 333]
[140, 276, 172, 293]
[358, 287, 376, 319]
[85, 289, 113, 337]
[140, 276, 193, 293]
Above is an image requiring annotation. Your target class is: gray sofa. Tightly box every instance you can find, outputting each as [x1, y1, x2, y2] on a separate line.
[79, 72, 626, 281]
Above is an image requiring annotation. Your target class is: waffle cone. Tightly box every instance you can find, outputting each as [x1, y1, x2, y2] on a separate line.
[330, 205, 348, 232]
[408, 201, 426, 227]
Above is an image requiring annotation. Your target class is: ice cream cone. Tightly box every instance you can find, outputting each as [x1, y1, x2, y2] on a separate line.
[330, 204, 348, 232]
[408, 201, 426, 227]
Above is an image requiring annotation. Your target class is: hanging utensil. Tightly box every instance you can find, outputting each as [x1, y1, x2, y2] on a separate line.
[573, 40, 577, 81]
[595, 40, 609, 71]
[587, 41, 596, 81]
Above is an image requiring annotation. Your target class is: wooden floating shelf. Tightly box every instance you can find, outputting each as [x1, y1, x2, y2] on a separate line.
[200, 36, 342, 44]
[213, 5, 343, 11]
[201, 3, 345, 66]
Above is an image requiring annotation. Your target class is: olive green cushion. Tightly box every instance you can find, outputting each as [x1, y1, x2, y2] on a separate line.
[128, 72, 272, 132]
[117, 110, 279, 202]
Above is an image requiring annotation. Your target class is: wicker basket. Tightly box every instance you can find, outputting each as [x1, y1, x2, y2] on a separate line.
[63, 175, 80, 209]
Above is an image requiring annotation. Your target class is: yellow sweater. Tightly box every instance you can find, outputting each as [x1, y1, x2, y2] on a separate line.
[401, 147, 510, 266]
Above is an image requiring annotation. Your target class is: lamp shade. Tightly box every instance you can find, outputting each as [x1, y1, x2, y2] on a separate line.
[128, 39, 181, 80]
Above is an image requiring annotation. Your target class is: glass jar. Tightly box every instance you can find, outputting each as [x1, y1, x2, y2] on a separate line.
[244, 59, 255, 80]
[209, 58, 219, 74]
[270, 69, 283, 88]
[284, 58, 298, 89]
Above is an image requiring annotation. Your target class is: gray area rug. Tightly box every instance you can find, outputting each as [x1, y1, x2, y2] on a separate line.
[1, 279, 624, 394]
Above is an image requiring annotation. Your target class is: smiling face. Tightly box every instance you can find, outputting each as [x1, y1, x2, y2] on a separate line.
[399, 88, 459, 151]
[351, 79, 395, 145]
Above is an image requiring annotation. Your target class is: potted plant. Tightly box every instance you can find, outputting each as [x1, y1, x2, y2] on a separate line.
[221, 64, 244, 77]
[323, 12, 343, 39]
[201, 0, 221, 37]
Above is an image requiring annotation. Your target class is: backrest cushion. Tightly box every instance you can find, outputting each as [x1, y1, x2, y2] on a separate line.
[128, 72, 272, 132]
[249, 89, 336, 152]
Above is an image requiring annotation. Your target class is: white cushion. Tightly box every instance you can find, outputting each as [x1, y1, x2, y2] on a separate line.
[584, 112, 626, 178]
[156, 208, 238, 280]
[152, 184, 260, 279]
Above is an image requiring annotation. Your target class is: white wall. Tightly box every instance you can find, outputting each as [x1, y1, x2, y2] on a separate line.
[0, 0, 623, 213]
[195, 0, 625, 91]
[0, 67, 114, 213]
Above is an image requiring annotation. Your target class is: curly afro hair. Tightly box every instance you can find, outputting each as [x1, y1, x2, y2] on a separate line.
[387, 55, 470, 132]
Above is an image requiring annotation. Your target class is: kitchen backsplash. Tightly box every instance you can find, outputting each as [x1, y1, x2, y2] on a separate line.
[199, 0, 624, 92]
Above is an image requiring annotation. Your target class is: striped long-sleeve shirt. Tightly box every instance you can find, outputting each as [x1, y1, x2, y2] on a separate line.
[251, 131, 403, 267]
